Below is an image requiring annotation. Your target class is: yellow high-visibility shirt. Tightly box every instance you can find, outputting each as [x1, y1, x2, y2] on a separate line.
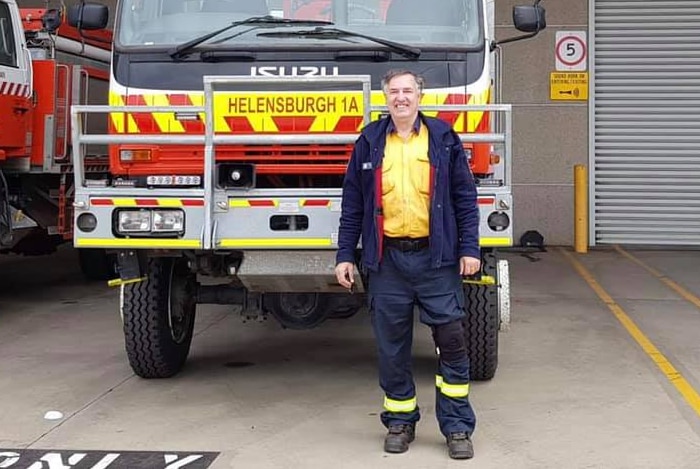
[382, 122, 431, 238]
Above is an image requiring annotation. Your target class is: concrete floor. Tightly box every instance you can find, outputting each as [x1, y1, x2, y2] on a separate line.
[1, 246, 700, 468]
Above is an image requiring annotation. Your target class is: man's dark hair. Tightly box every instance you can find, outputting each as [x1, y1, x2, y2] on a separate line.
[381, 69, 425, 94]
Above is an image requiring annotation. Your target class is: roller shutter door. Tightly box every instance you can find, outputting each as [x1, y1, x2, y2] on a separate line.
[593, 0, 700, 245]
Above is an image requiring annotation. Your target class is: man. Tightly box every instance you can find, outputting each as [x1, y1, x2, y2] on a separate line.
[334, 69, 481, 460]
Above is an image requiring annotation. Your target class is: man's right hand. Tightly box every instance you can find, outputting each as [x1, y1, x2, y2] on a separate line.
[335, 262, 355, 290]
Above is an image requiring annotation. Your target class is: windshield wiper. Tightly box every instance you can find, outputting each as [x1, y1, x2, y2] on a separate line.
[258, 27, 421, 59]
[168, 16, 334, 59]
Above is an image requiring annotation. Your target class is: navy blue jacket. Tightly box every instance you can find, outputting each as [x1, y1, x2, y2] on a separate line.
[336, 112, 480, 272]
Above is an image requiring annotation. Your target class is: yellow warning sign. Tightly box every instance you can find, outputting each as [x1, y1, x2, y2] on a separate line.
[550, 72, 588, 101]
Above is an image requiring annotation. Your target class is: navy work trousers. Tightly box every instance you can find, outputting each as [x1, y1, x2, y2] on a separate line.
[368, 245, 477, 436]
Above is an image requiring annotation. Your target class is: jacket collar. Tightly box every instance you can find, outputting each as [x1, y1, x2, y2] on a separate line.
[364, 112, 451, 143]
[386, 115, 422, 135]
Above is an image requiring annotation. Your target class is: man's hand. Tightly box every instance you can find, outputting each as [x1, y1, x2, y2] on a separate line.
[460, 256, 481, 276]
[335, 262, 355, 289]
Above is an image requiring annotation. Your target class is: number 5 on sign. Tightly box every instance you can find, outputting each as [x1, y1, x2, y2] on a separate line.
[555, 31, 587, 71]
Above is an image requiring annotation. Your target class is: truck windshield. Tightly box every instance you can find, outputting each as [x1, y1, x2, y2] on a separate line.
[0, 2, 18, 67]
[117, 0, 482, 49]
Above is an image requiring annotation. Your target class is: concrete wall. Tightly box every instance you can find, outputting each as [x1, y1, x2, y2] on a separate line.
[495, 0, 588, 246]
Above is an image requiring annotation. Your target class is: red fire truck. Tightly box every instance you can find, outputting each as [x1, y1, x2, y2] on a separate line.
[0, 0, 113, 278]
[67, 0, 545, 380]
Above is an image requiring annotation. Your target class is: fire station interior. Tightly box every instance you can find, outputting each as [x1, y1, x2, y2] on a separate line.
[2, 1, 700, 468]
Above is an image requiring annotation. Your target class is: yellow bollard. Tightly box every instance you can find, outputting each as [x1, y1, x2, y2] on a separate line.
[574, 165, 588, 253]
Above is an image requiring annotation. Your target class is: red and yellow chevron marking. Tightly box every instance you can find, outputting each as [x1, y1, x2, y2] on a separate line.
[300, 199, 332, 207]
[229, 199, 279, 208]
[228, 199, 335, 208]
[91, 198, 204, 207]
[109, 87, 491, 135]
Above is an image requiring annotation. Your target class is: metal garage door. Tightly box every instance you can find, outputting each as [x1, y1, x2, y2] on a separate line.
[592, 0, 700, 245]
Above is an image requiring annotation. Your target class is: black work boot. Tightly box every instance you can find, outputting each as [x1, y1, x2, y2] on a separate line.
[446, 432, 474, 459]
[383, 424, 416, 453]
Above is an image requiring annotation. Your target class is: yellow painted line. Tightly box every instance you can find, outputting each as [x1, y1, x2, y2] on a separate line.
[614, 245, 700, 311]
[559, 247, 700, 418]
[479, 237, 511, 247]
[218, 238, 332, 248]
[76, 238, 202, 248]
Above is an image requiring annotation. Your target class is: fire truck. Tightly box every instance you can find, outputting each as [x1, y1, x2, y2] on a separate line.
[68, 0, 545, 380]
[0, 0, 113, 278]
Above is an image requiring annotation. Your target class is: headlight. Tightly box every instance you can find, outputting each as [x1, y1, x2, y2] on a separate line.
[152, 210, 185, 233]
[118, 210, 151, 233]
[115, 209, 185, 236]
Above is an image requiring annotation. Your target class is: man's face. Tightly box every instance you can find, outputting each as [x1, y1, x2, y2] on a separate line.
[385, 74, 422, 123]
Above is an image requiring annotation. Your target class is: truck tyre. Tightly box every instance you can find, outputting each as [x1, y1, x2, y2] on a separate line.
[328, 293, 363, 319]
[264, 292, 329, 329]
[121, 257, 196, 378]
[463, 249, 499, 381]
[78, 248, 117, 281]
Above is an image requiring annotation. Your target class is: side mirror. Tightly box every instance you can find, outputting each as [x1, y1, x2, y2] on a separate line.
[513, 5, 546, 33]
[491, 1, 547, 50]
[67, 3, 109, 31]
[41, 9, 63, 33]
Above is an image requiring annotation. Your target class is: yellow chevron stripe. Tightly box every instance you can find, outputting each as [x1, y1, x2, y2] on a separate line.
[111, 198, 138, 207]
[108, 86, 492, 135]
[109, 93, 126, 133]
[479, 237, 511, 247]
[157, 198, 185, 207]
[76, 238, 202, 248]
[218, 238, 332, 248]
[144, 94, 185, 133]
[229, 200, 250, 208]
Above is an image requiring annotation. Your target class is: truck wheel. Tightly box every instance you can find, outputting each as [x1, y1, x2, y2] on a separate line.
[264, 292, 329, 329]
[328, 293, 364, 319]
[78, 248, 117, 281]
[463, 249, 499, 381]
[121, 257, 196, 378]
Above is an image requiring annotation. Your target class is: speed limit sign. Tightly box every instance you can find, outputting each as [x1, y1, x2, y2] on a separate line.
[555, 31, 587, 71]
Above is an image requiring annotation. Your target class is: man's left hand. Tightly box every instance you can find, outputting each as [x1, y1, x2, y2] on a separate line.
[460, 256, 481, 276]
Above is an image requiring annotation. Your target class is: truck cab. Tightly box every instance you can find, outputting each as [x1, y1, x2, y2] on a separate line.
[0, 0, 32, 245]
[1, 0, 112, 272]
[0, 0, 32, 163]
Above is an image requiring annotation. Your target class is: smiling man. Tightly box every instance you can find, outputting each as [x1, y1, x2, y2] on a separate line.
[335, 70, 481, 459]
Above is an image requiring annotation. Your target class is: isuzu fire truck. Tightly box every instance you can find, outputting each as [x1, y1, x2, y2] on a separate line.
[68, 0, 545, 380]
[0, 0, 114, 278]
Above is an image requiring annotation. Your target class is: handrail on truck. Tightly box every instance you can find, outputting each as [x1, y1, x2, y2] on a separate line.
[70, 74, 513, 249]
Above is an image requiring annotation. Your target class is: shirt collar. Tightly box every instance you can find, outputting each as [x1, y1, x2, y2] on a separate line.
[386, 115, 422, 135]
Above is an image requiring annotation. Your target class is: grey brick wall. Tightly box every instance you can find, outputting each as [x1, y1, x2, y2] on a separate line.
[495, 0, 588, 247]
